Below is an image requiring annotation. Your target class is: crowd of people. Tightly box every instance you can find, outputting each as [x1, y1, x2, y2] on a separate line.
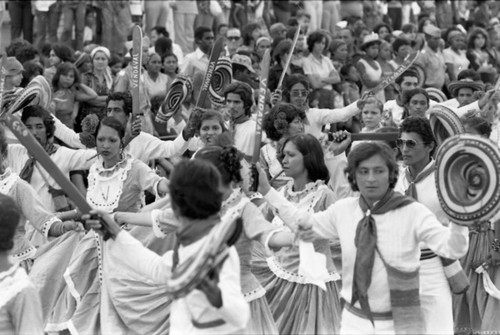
[1, 0, 500, 334]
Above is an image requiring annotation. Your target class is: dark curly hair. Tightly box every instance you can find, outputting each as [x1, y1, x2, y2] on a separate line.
[307, 31, 328, 53]
[345, 142, 399, 192]
[97, 116, 126, 141]
[106, 92, 133, 117]
[399, 116, 436, 156]
[263, 103, 306, 141]
[277, 134, 329, 183]
[21, 105, 56, 139]
[0, 193, 21, 252]
[241, 23, 261, 46]
[169, 159, 223, 220]
[224, 82, 254, 117]
[195, 143, 244, 186]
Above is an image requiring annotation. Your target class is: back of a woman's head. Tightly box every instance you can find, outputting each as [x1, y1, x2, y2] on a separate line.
[169, 159, 223, 220]
[0, 193, 21, 252]
[279, 134, 329, 183]
[195, 142, 243, 186]
[155, 37, 173, 57]
[52, 43, 75, 63]
[263, 103, 306, 141]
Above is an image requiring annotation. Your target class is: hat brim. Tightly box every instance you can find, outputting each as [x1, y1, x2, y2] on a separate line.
[448, 81, 484, 97]
[360, 39, 382, 50]
[425, 87, 447, 103]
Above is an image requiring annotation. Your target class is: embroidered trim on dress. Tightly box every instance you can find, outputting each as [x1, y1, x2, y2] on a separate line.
[267, 256, 340, 284]
[41, 216, 61, 238]
[243, 286, 266, 302]
[0, 265, 31, 310]
[151, 209, 167, 239]
[13, 246, 37, 261]
[87, 155, 133, 213]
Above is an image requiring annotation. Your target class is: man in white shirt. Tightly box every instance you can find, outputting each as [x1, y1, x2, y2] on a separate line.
[223, 82, 262, 160]
[179, 26, 214, 79]
[106, 92, 190, 164]
[383, 68, 419, 126]
[257, 139, 469, 334]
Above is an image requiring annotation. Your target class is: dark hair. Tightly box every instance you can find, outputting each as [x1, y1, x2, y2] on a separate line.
[195, 145, 243, 185]
[152, 26, 169, 38]
[224, 82, 254, 116]
[340, 63, 356, 78]
[6, 40, 30, 57]
[218, 23, 228, 34]
[399, 116, 437, 156]
[21, 60, 44, 87]
[155, 37, 173, 57]
[401, 23, 417, 35]
[196, 110, 228, 133]
[241, 23, 261, 46]
[392, 37, 411, 54]
[195, 26, 213, 42]
[97, 116, 126, 141]
[169, 159, 223, 219]
[283, 73, 311, 102]
[467, 27, 489, 50]
[52, 62, 80, 90]
[109, 53, 123, 67]
[286, 27, 304, 40]
[345, 142, 399, 191]
[463, 116, 492, 137]
[150, 94, 166, 114]
[0, 125, 7, 155]
[457, 69, 481, 81]
[272, 39, 293, 63]
[263, 103, 306, 141]
[0, 193, 21, 251]
[15, 45, 39, 64]
[106, 92, 133, 116]
[403, 88, 429, 105]
[277, 134, 329, 183]
[395, 68, 419, 86]
[21, 105, 56, 139]
[307, 31, 328, 53]
[374, 23, 393, 36]
[51, 43, 75, 63]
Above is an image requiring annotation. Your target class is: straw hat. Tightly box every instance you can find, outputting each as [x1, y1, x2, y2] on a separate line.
[447, 79, 485, 98]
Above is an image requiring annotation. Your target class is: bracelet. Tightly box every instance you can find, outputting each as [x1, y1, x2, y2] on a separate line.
[491, 238, 500, 252]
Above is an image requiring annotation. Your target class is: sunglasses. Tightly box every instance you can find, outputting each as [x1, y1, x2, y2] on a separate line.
[396, 138, 422, 149]
[227, 36, 240, 41]
[290, 89, 309, 97]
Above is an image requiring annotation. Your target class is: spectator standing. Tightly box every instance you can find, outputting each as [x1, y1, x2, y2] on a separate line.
[322, 0, 341, 34]
[226, 28, 242, 57]
[417, 25, 446, 89]
[356, 33, 384, 103]
[302, 31, 340, 108]
[172, 0, 198, 55]
[60, 0, 86, 51]
[8, 0, 33, 43]
[144, 53, 170, 100]
[179, 26, 214, 79]
[95, 0, 132, 55]
[144, 1, 171, 41]
[443, 31, 469, 82]
[303, 0, 323, 33]
[33, 0, 61, 49]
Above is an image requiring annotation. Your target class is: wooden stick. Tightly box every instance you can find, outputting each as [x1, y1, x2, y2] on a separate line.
[276, 25, 301, 92]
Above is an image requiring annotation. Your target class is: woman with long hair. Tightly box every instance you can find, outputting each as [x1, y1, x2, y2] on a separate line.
[261, 103, 305, 189]
[45, 116, 169, 334]
[466, 27, 497, 71]
[253, 133, 342, 334]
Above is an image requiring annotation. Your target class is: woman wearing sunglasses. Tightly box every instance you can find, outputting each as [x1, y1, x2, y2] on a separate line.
[394, 117, 464, 334]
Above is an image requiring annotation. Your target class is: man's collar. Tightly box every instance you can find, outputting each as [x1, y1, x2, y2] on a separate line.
[195, 47, 208, 59]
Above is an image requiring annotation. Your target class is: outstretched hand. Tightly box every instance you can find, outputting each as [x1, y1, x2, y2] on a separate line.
[326, 130, 352, 156]
[82, 209, 121, 240]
